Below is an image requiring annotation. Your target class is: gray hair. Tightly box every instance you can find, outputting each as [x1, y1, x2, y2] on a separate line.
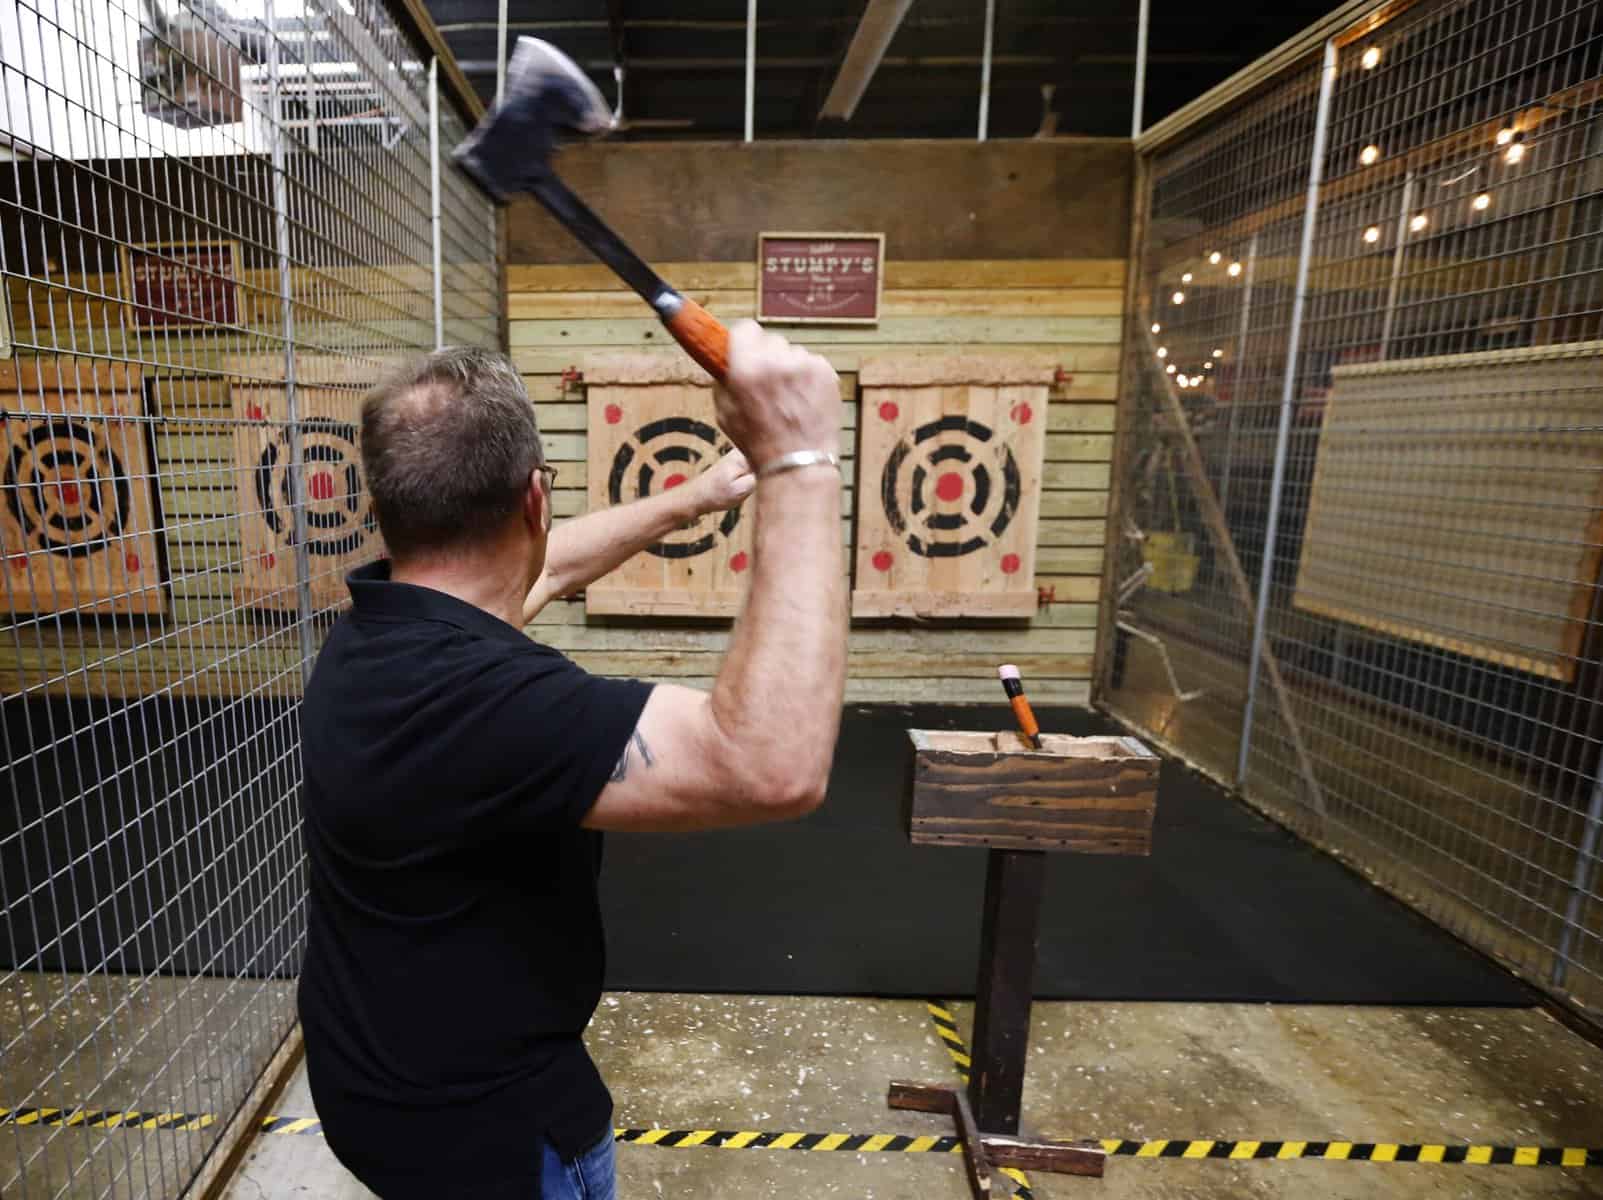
[360, 346, 545, 560]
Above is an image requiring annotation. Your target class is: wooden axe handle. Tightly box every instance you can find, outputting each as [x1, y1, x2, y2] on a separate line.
[661, 296, 730, 382]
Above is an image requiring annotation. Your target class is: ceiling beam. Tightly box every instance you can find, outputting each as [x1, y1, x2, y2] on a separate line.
[819, 0, 916, 121]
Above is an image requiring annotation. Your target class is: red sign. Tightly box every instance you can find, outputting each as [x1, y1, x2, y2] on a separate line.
[758, 233, 884, 325]
[124, 242, 240, 330]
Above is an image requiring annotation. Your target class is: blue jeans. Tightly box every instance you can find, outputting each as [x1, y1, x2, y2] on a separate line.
[541, 1130, 616, 1200]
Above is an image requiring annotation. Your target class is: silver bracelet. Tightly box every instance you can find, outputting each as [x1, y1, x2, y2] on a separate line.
[756, 449, 842, 479]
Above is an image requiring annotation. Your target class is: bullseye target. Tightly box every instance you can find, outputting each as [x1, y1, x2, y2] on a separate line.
[253, 416, 375, 557]
[852, 357, 1051, 619]
[585, 361, 756, 617]
[606, 416, 739, 559]
[880, 415, 1021, 558]
[5, 418, 131, 557]
[0, 359, 165, 616]
[233, 380, 383, 612]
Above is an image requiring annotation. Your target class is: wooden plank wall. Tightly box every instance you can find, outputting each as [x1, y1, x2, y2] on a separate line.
[509, 257, 1123, 705]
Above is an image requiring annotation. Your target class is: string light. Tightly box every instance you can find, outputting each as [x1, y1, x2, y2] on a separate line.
[1181, 272, 1194, 283]
[1208, 251, 1222, 264]
[1177, 376, 1190, 388]
[1227, 261, 1242, 277]
[1472, 192, 1491, 211]
[1165, 364, 1176, 374]
[1503, 133, 1526, 164]
[1360, 46, 1381, 69]
[1204, 361, 1215, 370]
[1495, 126, 1516, 145]
[1150, 322, 1161, 334]
[1212, 348, 1225, 358]
[1172, 291, 1185, 305]
[1360, 144, 1381, 165]
[1409, 212, 1428, 232]
[1156, 346, 1169, 358]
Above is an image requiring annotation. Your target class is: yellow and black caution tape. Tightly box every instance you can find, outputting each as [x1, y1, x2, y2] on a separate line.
[7, 1107, 1599, 1168]
[923, 1000, 1034, 1198]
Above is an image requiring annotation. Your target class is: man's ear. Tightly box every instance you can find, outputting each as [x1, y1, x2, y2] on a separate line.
[521, 469, 548, 536]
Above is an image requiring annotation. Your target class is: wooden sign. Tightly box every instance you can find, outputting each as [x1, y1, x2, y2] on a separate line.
[852, 355, 1051, 618]
[1, 358, 165, 615]
[905, 730, 1158, 855]
[1292, 343, 1603, 682]
[586, 355, 753, 617]
[758, 232, 884, 325]
[232, 365, 382, 613]
[122, 241, 241, 331]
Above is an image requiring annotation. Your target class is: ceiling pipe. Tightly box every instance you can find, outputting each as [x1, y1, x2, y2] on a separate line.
[819, 0, 916, 121]
[745, 0, 756, 140]
[977, 0, 995, 141]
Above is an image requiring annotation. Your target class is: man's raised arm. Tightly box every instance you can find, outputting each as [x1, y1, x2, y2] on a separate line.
[583, 322, 847, 831]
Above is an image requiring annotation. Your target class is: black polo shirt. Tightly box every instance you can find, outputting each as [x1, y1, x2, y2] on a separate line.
[297, 561, 652, 1197]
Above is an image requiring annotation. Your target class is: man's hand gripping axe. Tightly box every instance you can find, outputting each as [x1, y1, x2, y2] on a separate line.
[454, 37, 730, 381]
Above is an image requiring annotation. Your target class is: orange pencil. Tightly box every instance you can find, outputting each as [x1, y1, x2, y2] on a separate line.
[997, 663, 1043, 750]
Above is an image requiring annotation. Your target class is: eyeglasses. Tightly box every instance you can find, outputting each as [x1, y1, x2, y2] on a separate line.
[538, 463, 559, 490]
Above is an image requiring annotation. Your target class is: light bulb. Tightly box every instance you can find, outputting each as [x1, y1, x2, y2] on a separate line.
[1360, 144, 1380, 165]
[1495, 127, 1516, 145]
[1150, 322, 1161, 334]
[1360, 46, 1381, 69]
[1363, 225, 1381, 244]
[1504, 140, 1526, 164]
[1165, 364, 1176, 374]
[1212, 348, 1225, 358]
[1227, 261, 1242, 277]
[1208, 251, 1222, 264]
[1204, 361, 1215, 370]
[1181, 272, 1194, 283]
[1172, 291, 1185, 305]
[1177, 376, 1189, 389]
[1156, 346, 1168, 358]
[1472, 192, 1491, 211]
[1409, 213, 1428, 232]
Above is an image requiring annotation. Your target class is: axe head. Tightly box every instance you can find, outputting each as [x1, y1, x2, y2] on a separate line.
[453, 37, 614, 204]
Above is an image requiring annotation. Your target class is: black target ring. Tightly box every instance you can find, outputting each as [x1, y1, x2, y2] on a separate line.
[606, 416, 739, 560]
[253, 416, 376, 558]
[880, 415, 1021, 558]
[4, 418, 130, 558]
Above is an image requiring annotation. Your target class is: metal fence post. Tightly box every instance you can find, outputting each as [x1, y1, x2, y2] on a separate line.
[1554, 770, 1603, 988]
[1237, 38, 1337, 792]
[430, 58, 445, 351]
[267, 2, 317, 683]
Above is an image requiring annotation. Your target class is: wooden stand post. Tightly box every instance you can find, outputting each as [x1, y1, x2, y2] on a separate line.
[891, 730, 1161, 1195]
[969, 848, 1045, 1134]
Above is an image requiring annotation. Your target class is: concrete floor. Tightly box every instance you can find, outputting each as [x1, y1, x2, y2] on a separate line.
[1, 972, 295, 1200]
[221, 994, 1603, 1199]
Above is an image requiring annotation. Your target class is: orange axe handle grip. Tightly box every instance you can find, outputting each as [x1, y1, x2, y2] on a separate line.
[661, 296, 730, 382]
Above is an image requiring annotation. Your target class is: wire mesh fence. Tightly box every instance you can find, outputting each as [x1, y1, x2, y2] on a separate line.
[1104, 0, 1603, 1021]
[1, 0, 498, 1195]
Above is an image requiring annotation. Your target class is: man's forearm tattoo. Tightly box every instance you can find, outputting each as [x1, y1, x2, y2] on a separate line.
[609, 728, 656, 782]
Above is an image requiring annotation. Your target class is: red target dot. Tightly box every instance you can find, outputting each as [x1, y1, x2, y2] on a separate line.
[247, 404, 264, 421]
[124, 552, 141, 572]
[1011, 402, 1034, 425]
[1000, 553, 1022, 574]
[309, 472, 335, 501]
[878, 402, 899, 422]
[59, 481, 81, 505]
[604, 404, 623, 425]
[8, 554, 26, 572]
[263, 552, 276, 569]
[730, 551, 750, 573]
[872, 550, 894, 572]
[935, 472, 965, 502]
[663, 473, 687, 490]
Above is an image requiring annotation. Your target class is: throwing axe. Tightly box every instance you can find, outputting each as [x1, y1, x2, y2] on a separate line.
[454, 37, 730, 381]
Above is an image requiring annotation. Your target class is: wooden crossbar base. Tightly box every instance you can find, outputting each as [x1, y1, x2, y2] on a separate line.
[888, 1081, 1106, 1196]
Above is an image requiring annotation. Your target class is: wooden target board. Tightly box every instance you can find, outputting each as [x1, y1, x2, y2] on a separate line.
[232, 363, 382, 612]
[853, 355, 1051, 618]
[1, 359, 165, 615]
[586, 356, 753, 617]
[1292, 344, 1603, 683]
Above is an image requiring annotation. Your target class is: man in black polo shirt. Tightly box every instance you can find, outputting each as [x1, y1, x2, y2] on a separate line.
[298, 323, 845, 1199]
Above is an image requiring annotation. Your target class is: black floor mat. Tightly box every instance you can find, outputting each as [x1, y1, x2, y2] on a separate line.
[600, 704, 1534, 1005]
